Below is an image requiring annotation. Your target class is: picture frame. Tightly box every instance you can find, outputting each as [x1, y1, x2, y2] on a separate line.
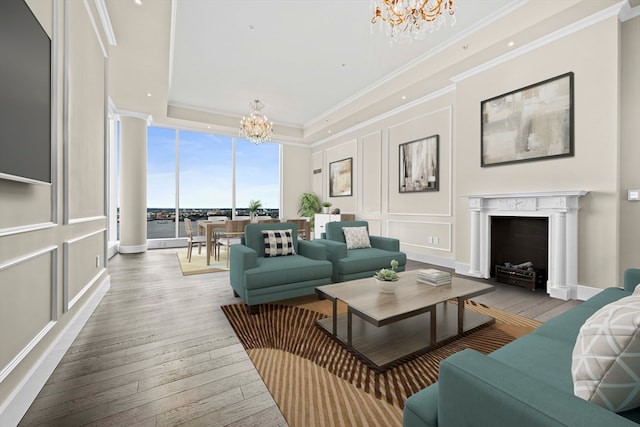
[481, 72, 574, 167]
[329, 157, 352, 197]
[399, 135, 439, 193]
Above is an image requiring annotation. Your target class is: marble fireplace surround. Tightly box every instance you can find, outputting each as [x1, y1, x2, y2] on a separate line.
[464, 191, 588, 300]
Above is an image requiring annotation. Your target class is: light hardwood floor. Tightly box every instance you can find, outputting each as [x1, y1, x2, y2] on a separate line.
[18, 249, 582, 426]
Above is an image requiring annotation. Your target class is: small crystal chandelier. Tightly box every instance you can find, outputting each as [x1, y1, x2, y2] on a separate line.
[239, 99, 273, 144]
[371, 0, 456, 44]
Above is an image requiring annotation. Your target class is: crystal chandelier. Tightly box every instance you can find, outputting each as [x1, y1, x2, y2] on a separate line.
[371, 0, 456, 44]
[239, 99, 273, 144]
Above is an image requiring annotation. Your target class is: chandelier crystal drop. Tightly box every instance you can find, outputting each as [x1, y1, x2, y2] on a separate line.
[239, 99, 273, 144]
[371, 0, 456, 45]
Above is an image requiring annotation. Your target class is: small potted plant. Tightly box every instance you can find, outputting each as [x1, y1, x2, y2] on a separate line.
[248, 199, 262, 222]
[321, 201, 332, 213]
[375, 259, 400, 293]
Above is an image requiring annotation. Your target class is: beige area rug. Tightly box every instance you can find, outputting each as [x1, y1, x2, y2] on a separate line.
[175, 249, 229, 275]
[221, 296, 541, 427]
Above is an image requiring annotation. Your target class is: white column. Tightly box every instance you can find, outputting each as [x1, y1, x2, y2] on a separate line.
[119, 116, 148, 253]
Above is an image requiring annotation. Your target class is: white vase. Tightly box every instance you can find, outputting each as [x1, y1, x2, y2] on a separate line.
[375, 277, 399, 294]
[322, 207, 330, 213]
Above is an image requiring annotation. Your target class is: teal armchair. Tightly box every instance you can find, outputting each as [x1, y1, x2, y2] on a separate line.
[230, 222, 333, 314]
[315, 220, 407, 283]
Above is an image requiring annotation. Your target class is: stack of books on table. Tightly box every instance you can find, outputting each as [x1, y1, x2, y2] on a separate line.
[417, 269, 452, 286]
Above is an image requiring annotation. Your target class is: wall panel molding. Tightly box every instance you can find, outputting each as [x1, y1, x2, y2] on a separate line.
[0, 222, 57, 237]
[388, 219, 452, 252]
[387, 106, 453, 217]
[0, 246, 58, 383]
[63, 228, 106, 312]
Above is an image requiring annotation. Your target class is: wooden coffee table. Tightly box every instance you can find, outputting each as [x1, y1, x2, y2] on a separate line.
[315, 271, 495, 372]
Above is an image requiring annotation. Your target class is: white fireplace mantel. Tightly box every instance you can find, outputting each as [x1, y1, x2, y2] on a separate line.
[463, 191, 588, 300]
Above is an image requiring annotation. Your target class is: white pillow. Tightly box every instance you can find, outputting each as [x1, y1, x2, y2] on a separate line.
[342, 226, 371, 250]
[572, 295, 640, 412]
[633, 283, 640, 296]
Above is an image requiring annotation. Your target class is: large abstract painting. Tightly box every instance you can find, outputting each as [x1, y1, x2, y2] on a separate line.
[481, 72, 574, 167]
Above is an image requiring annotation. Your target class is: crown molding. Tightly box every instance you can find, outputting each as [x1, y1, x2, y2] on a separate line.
[94, 0, 117, 46]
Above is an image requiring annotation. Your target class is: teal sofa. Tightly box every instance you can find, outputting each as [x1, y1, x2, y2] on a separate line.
[315, 220, 407, 283]
[230, 222, 333, 314]
[403, 268, 640, 427]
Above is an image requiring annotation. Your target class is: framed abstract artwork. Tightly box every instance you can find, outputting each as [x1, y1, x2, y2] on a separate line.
[399, 135, 439, 193]
[481, 72, 574, 167]
[329, 157, 352, 197]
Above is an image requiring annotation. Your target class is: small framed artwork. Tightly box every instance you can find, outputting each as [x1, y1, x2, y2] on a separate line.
[399, 135, 439, 193]
[481, 72, 574, 167]
[329, 157, 352, 197]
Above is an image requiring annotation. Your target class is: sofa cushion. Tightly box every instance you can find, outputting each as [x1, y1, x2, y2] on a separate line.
[262, 229, 296, 257]
[244, 255, 332, 289]
[336, 247, 403, 275]
[572, 295, 640, 412]
[342, 226, 371, 249]
[490, 334, 576, 393]
[534, 288, 631, 344]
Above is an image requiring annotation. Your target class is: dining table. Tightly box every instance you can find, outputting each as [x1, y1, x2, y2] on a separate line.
[197, 220, 226, 265]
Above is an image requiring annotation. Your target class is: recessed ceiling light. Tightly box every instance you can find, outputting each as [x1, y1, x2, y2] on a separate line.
[401, 96, 407, 100]
[146, 93, 152, 97]
[134, 0, 142, 5]
[508, 41, 515, 47]
[328, 130, 332, 134]
[248, 25, 255, 30]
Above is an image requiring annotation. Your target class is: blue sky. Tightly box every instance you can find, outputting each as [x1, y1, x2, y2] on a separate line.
[146, 126, 280, 209]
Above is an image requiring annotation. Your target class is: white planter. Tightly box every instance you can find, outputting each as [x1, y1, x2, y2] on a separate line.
[375, 277, 399, 294]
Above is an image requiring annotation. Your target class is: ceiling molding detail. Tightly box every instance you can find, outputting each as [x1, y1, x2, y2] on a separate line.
[312, 84, 456, 148]
[94, 0, 117, 46]
[450, 0, 626, 83]
[82, 0, 108, 58]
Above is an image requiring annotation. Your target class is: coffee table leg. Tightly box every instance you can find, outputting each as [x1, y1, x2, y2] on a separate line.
[332, 298, 338, 337]
[347, 309, 353, 347]
[430, 307, 436, 346]
[457, 297, 464, 335]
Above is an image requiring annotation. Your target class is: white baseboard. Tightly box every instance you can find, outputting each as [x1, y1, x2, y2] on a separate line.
[118, 243, 148, 253]
[0, 276, 110, 426]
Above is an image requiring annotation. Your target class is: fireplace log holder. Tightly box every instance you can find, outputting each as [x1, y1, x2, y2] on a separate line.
[495, 265, 546, 291]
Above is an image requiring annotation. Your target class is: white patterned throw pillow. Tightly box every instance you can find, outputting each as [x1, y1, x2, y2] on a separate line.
[572, 295, 640, 412]
[342, 226, 371, 250]
[262, 229, 296, 257]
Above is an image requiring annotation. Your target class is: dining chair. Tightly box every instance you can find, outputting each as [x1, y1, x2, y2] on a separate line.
[217, 219, 250, 266]
[184, 218, 207, 262]
[287, 218, 310, 240]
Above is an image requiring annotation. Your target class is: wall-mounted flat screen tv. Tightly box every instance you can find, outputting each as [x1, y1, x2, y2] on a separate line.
[0, 0, 52, 185]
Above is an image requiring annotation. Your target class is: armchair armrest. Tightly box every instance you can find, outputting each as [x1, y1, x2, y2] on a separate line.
[297, 240, 327, 261]
[623, 268, 640, 293]
[369, 235, 400, 252]
[230, 244, 258, 282]
[438, 349, 637, 427]
[313, 239, 348, 261]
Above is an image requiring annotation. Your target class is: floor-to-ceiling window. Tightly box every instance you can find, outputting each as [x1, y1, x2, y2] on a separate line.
[236, 138, 280, 218]
[178, 131, 233, 237]
[145, 126, 280, 242]
[147, 127, 178, 239]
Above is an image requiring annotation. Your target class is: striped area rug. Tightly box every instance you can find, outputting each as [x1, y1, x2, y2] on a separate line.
[221, 299, 541, 427]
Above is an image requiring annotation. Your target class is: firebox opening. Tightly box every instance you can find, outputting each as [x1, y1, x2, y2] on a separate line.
[490, 216, 549, 290]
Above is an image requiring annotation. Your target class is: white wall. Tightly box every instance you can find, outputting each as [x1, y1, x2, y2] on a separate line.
[0, 1, 110, 422]
[312, 12, 639, 290]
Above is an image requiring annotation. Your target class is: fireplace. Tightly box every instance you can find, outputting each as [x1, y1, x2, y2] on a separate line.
[464, 191, 588, 300]
[491, 216, 548, 290]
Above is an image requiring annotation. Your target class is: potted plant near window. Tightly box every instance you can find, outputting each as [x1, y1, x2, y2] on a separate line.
[248, 199, 262, 222]
[298, 192, 321, 231]
[321, 201, 332, 213]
